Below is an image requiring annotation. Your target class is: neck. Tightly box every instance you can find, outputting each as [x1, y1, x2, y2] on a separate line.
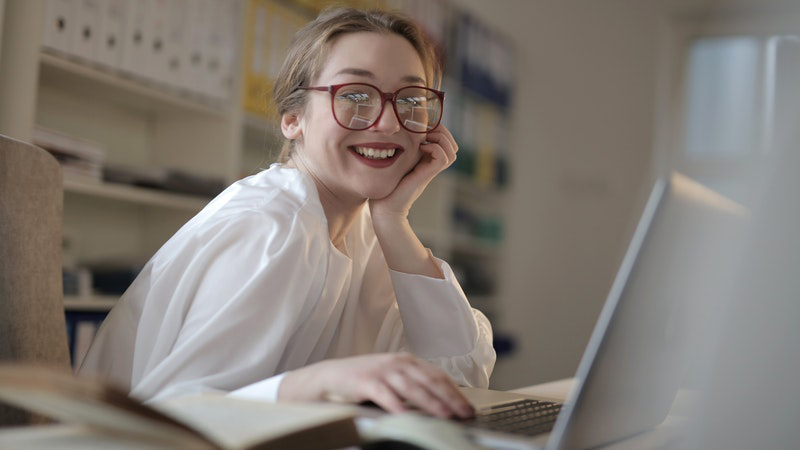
[288, 157, 364, 255]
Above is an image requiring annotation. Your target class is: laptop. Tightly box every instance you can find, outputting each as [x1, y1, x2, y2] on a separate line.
[458, 172, 749, 450]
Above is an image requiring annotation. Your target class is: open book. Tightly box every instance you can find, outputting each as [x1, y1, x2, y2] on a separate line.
[0, 363, 361, 449]
[0, 364, 484, 450]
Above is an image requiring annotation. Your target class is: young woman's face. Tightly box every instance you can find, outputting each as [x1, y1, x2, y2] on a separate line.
[287, 31, 429, 204]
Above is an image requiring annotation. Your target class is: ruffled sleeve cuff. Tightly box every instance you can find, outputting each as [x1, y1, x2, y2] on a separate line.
[389, 255, 482, 358]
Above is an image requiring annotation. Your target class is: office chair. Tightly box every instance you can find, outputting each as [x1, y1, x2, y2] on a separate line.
[0, 133, 71, 426]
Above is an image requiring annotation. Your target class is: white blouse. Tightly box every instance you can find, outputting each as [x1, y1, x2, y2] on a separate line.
[79, 164, 496, 403]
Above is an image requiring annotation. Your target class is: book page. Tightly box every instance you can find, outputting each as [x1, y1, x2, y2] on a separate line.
[0, 365, 208, 447]
[153, 394, 361, 450]
[0, 424, 211, 450]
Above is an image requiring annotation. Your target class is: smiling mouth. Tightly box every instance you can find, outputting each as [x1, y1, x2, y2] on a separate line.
[352, 146, 397, 160]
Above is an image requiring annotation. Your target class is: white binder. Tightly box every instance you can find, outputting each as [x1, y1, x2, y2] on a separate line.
[204, 0, 240, 101]
[144, 0, 170, 85]
[42, 0, 77, 55]
[94, 0, 126, 70]
[183, 0, 211, 96]
[163, 0, 189, 90]
[119, 0, 149, 78]
[72, 0, 102, 63]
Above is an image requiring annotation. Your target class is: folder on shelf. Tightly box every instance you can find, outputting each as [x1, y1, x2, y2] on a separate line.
[183, 0, 211, 96]
[42, 0, 77, 56]
[161, 0, 188, 90]
[242, 0, 308, 118]
[71, 0, 101, 63]
[64, 311, 108, 368]
[119, 0, 149, 78]
[241, 0, 264, 115]
[94, 0, 126, 70]
[143, 0, 170, 85]
[217, 1, 243, 102]
[202, 0, 240, 101]
[475, 103, 498, 187]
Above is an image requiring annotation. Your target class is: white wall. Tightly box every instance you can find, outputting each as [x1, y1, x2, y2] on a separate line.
[447, 0, 678, 389]
[451, 0, 798, 389]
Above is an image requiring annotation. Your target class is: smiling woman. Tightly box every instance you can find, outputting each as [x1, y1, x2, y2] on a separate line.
[78, 7, 495, 421]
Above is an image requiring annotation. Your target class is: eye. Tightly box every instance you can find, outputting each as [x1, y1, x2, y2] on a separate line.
[396, 95, 425, 107]
[336, 90, 372, 103]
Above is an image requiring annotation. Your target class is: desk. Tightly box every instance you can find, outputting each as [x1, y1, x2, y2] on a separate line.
[0, 378, 696, 450]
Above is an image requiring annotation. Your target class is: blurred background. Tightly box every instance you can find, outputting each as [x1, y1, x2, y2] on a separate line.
[1, 3, 797, 445]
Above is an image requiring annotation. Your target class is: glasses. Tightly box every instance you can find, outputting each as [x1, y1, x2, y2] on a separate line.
[297, 83, 445, 133]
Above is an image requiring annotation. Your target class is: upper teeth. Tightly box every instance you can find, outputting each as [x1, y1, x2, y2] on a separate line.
[354, 147, 396, 159]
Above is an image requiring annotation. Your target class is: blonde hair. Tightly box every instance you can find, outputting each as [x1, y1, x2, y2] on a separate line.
[272, 7, 441, 163]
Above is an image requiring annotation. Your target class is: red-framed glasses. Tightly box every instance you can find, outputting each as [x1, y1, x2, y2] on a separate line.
[297, 83, 445, 133]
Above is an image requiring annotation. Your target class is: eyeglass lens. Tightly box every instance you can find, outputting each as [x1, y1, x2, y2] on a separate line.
[333, 84, 442, 133]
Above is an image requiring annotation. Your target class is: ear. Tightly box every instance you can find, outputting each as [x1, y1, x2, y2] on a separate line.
[281, 112, 303, 140]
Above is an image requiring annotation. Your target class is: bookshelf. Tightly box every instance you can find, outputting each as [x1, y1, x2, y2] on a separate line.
[1, 0, 515, 360]
[63, 174, 211, 211]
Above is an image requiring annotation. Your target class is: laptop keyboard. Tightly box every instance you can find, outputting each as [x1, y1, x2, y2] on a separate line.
[462, 398, 563, 436]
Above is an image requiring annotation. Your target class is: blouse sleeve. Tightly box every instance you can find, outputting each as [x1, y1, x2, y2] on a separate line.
[123, 206, 329, 403]
[386, 253, 496, 389]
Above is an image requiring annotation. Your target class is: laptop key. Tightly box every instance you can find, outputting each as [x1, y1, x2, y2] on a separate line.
[461, 399, 562, 437]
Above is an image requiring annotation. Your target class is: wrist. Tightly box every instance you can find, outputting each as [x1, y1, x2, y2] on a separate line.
[368, 202, 409, 223]
[278, 366, 325, 402]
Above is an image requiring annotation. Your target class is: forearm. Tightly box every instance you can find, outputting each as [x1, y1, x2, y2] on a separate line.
[370, 211, 443, 279]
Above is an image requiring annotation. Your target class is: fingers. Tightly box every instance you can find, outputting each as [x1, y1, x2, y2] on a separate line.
[287, 353, 475, 419]
[421, 125, 458, 169]
[395, 358, 475, 418]
[365, 353, 474, 419]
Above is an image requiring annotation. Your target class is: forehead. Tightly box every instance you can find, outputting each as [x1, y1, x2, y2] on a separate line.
[315, 31, 427, 86]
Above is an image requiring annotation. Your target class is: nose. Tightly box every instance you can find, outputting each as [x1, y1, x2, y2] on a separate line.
[371, 99, 402, 133]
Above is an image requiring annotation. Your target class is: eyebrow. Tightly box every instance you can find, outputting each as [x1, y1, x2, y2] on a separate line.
[334, 68, 426, 86]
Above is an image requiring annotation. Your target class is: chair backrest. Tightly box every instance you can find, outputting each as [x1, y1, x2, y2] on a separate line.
[0, 133, 71, 426]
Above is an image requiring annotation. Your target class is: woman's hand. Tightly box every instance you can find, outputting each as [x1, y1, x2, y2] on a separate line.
[367, 125, 458, 278]
[278, 352, 475, 419]
[369, 125, 458, 220]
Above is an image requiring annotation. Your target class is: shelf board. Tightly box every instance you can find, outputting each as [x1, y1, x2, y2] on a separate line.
[64, 296, 117, 312]
[39, 52, 230, 117]
[63, 175, 211, 212]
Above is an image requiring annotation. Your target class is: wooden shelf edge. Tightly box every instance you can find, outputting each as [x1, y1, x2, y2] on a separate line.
[63, 175, 211, 212]
[39, 52, 230, 117]
[64, 296, 117, 312]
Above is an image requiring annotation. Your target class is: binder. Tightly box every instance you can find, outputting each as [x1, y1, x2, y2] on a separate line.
[475, 103, 498, 187]
[217, 0, 243, 102]
[42, 0, 77, 56]
[94, 0, 126, 70]
[203, 0, 240, 101]
[144, 0, 170, 85]
[119, 0, 149, 78]
[242, 0, 275, 116]
[72, 0, 101, 63]
[183, 0, 211, 95]
[241, 0, 267, 115]
[163, 0, 189, 91]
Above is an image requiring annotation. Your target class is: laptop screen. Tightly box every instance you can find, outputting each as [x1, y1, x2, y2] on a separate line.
[549, 172, 748, 450]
